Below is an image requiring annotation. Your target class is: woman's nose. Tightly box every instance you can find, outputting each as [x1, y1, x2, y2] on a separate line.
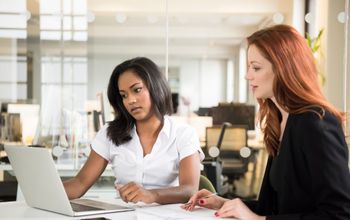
[128, 96, 136, 105]
[245, 73, 250, 80]
[245, 71, 253, 81]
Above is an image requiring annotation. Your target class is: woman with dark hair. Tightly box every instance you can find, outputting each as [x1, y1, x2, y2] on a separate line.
[183, 25, 350, 219]
[64, 57, 204, 204]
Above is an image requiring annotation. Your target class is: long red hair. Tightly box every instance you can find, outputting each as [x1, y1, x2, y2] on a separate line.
[247, 24, 344, 157]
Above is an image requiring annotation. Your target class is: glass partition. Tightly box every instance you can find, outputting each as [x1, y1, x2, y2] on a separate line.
[0, 0, 349, 166]
[165, 0, 349, 144]
[165, 0, 295, 114]
[0, 0, 167, 168]
[165, 0, 350, 196]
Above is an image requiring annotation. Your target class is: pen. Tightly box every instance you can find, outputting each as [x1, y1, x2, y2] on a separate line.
[183, 192, 218, 206]
[202, 192, 218, 199]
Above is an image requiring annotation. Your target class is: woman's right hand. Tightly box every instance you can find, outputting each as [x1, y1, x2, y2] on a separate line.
[181, 189, 228, 211]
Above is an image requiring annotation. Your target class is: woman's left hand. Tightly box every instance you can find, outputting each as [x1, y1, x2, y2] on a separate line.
[116, 182, 157, 204]
[215, 198, 265, 220]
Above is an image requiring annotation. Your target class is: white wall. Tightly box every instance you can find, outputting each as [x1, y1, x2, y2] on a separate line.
[325, 0, 346, 110]
[292, 0, 306, 35]
[87, 55, 166, 100]
[88, 57, 229, 114]
[87, 55, 122, 99]
[87, 56, 230, 114]
[177, 60, 200, 114]
[199, 59, 227, 107]
[178, 59, 227, 113]
[0, 39, 18, 101]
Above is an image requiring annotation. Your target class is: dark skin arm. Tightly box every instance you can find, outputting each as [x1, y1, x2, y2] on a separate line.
[63, 149, 108, 199]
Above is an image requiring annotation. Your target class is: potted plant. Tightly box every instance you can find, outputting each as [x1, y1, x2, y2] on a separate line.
[306, 29, 325, 86]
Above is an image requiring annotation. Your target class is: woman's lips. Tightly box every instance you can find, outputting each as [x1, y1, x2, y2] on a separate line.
[251, 85, 258, 92]
[130, 107, 142, 113]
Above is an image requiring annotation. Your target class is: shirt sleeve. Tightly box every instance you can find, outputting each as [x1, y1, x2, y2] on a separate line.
[176, 125, 205, 161]
[90, 124, 111, 162]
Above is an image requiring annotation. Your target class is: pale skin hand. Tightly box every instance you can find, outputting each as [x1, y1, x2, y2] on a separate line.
[182, 190, 266, 220]
[215, 198, 266, 220]
[181, 189, 229, 211]
[116, 153, 201, 204]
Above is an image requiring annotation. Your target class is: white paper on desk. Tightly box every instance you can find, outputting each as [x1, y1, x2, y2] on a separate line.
[135, 204, 219, 219]
[126, 201, 160, 208]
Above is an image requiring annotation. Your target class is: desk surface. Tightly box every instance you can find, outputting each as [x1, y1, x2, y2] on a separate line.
[0, 198, 223, 220]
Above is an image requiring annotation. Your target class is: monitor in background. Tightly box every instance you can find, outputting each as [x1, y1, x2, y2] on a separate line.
[97, 90, 113, 123]
[211, 103, 255, 130]
[5, 103, 40, 144]
[171, 93, 179, 114]
[196, 107, 212, 116]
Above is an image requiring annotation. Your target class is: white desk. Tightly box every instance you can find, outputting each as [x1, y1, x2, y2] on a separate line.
[0, 198, 223, 220]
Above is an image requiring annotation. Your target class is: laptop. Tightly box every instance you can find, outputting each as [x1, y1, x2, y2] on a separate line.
[4, 145, 134, 217]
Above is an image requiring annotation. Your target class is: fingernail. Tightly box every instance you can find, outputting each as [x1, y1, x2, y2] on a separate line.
[214, 212, 218, 216]
[199, 199, 205, 205]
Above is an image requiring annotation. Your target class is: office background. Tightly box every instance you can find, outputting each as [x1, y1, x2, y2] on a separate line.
[0, 0, 349, 202]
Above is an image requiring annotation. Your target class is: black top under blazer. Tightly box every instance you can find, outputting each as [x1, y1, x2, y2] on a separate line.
[245, 110, 350, 220]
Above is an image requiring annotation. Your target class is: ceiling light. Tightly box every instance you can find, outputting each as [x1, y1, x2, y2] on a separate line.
[176, 16, 188, 24]
[272, 12, 284, 24]
[25, 11, 31, 21]
[147, 15, 158, 24]
[115, 13, 127, 24]
[208, 17, 222, 25]
[87, 11, 95, 23]
[304, 13, 313, 24]
[337, 11, 346, 23]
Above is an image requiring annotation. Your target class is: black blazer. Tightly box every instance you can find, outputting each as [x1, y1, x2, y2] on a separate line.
[245, 110, 350, 220]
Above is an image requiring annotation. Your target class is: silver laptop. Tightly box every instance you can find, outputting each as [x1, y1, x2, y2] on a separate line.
[4, 145, 134, 217]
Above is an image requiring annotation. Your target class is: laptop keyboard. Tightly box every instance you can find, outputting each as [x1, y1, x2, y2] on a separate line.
[70, 202, 104, 212]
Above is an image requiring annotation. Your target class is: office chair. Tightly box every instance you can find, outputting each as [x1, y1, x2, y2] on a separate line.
[204, 123, 251, 197]
[199, 175, 216, 193]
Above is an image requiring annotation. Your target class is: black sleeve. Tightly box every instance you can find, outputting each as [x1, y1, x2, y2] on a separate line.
[268, 112, 350, 220]
[244, 156, 274, 215]
[243, 199, 258, 212]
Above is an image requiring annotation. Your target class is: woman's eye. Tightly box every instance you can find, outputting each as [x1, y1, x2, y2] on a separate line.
[120, 94, 127, 99]
[253, 67, 261, 71]
[135, 88, 142, 93]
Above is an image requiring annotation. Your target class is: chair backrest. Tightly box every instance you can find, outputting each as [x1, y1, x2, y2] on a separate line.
[206, 125, 248, 152]
[199, 175, 216, 193]
[204, 125, 250, 194]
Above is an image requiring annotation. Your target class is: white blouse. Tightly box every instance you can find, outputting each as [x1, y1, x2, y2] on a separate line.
[91, 115, 204, 189]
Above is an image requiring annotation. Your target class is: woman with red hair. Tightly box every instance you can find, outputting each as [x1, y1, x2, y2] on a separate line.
[183, 24, 350, 219]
